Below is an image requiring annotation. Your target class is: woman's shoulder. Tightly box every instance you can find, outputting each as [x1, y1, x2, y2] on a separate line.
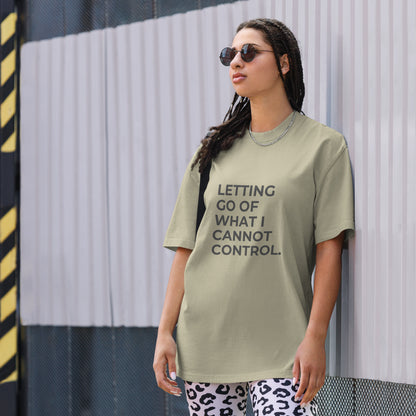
[296, 113, 348, 155]
[292, 114, 351, 173]
[298, 114, 345, 143]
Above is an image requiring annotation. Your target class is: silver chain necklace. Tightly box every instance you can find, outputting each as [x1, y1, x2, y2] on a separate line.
[248, 111, 297, 147]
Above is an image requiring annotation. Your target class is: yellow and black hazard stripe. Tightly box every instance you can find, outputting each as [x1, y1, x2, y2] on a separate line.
[0, 208, 17, 383]
[0, 0, 18, 391]
[1, 13, 17, 154]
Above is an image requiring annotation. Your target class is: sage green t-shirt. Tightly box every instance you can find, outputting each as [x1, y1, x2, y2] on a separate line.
[164, 112, 355, 383]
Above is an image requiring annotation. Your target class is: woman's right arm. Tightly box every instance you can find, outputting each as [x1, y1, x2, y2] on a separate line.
[153, 247, 191, 396]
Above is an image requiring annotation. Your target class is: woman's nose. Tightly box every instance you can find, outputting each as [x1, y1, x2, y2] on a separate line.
[230, 51, 243, 68]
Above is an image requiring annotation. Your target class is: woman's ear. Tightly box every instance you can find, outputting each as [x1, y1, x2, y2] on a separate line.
[280, 54, 290, 75]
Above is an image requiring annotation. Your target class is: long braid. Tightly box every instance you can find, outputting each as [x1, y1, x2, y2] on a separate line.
[191, 94, 251, 172]
[269, 20, 305, 111]
[192, 19, 305, 172]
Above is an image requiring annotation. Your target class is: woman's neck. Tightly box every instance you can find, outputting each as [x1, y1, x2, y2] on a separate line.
[249, 93, 293, 133]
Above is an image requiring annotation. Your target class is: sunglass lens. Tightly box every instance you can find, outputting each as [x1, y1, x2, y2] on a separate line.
[219, 44, 257, 65]
[240, 44, 256, 62]
[219, 47, 235, 66]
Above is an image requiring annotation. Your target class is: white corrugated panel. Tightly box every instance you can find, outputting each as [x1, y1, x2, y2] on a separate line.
[20, 30, 112, 326]
[20, 0, 416, 384]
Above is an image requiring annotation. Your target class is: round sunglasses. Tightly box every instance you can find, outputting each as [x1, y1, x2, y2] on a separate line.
[219, 43, 274, 66]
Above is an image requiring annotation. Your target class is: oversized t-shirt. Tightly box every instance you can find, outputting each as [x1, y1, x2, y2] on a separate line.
[164, 112, 355, 383]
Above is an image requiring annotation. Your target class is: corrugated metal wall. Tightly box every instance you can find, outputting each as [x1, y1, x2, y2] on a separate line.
[20, 0, 416, 385]
[20, 31, 112, 325]
[343, 0, 416, 386]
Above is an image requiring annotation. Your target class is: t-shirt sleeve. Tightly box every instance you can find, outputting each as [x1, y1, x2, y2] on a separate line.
[163, 155, 200, 251]
[314, 142, 355, 244]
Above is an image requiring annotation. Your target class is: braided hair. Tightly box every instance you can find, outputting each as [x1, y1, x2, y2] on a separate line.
[192, 18, 305, 172]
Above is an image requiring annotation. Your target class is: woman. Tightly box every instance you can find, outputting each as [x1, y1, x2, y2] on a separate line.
[154, 18, 354, 416]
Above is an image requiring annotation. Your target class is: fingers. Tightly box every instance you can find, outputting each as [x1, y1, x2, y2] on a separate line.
[153, 335, 182, 397]
[295, 367, 309, 403]
[153, 357, 182, 396]
[292, 357, 300, 388]
[167, 355, 177, 384]
[296, 369, 325, 408]
[292, 335, 326, 407]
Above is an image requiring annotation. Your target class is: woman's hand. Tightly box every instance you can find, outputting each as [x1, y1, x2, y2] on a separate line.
[292, 232, 345, 407]
[292, 334, 326, 407]
[153, 247, 191, 397]
[153, 333, 182, 396]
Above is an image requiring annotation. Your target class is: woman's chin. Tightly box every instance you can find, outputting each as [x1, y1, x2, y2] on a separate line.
[232, 87, 250, 98]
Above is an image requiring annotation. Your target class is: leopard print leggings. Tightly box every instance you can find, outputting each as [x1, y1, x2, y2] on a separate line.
[185, 378, 318, 416]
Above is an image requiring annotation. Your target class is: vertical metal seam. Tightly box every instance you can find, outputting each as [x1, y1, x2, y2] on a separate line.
[374, 0, 382, 381]
[104, 28, 115, 327]
[361, 0, 371, 376]
[153, 19, 162, 325]
[387, 0, 394, 379]
[103, 3, 118, 411]
[400, 0, 409, 382]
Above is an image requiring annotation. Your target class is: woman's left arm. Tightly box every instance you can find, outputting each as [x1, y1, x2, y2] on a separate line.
[293, 231, 345, 407]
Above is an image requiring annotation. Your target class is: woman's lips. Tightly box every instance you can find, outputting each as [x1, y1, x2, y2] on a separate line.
[232, 73, 246, 83]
